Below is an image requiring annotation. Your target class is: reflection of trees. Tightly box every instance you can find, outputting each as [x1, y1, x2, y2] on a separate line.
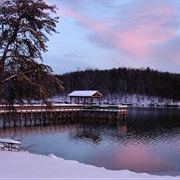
[117, 121, 127, 136]
[71, 124, 102, 144]
[127, 107, 180, 132]
[0, 127, 19, 140]
[69, 122, 128, 144]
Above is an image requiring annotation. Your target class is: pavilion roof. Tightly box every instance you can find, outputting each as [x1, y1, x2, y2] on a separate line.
[68, 90, 102, 98]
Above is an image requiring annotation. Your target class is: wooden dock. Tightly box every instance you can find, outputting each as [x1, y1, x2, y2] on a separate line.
[0, 104, 127, 128]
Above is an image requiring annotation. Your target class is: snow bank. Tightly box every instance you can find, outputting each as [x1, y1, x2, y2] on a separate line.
[50, 94, 180, 107]
[0, 151, 179, 179]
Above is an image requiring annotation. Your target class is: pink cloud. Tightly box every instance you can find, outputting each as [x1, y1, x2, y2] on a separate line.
[61, 7, 85, 21]
[61, 7, 109, 35]
[114, 21, 176, 59]
[85, 21, 108, 34]
[60, 2, 179, 63]
[114, 29, 151, 59]
[112, 2, 177, 60]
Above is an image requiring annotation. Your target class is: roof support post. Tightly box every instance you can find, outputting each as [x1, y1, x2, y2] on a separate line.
[78, 97, 80, 104]
[91, 97, 93, 105]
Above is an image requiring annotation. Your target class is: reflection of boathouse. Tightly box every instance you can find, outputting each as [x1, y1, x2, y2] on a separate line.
[69, 90, 102, 105]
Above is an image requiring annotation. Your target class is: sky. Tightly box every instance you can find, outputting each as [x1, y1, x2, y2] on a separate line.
[43, 0, 180, 74]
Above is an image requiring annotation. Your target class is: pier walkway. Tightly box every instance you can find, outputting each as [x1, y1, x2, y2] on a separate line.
[0, 104, 127, 128]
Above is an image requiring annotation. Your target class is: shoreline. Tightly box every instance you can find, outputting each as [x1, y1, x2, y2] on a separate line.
[0, 150, 179, 179]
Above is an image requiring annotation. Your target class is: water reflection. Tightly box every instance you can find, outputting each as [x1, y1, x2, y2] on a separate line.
[117, 121, 127, 136]
[70, 124, 102, 144]
[0, 107, 179, 175]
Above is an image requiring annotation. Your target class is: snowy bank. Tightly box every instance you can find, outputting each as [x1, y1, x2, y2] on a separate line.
[50, 94, 180, 107]
[0, 151, 179, 179]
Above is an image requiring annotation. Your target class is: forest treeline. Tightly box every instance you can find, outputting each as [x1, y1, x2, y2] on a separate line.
[56, 67, 180, 101]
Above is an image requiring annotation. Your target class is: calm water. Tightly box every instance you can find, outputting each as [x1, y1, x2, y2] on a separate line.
[0, 107, 180, 176]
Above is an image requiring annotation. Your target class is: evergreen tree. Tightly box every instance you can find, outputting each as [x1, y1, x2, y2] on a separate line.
[0, 0, 64, 105]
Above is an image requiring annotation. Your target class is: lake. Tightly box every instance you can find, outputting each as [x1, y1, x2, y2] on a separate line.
[0, 107, 179, 176]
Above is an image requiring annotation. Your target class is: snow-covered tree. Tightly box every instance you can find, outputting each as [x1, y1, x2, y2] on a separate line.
[0, 0, 63, 105]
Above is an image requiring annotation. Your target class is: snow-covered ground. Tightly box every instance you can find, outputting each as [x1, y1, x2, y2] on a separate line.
[50, 94, 180, 107]
[0, 150, 179, 179]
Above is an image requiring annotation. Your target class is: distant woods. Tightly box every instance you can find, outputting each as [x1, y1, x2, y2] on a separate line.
[57, 67, 180, 102]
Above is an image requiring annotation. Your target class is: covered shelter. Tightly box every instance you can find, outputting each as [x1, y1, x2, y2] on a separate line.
[68, 90, 103, 105]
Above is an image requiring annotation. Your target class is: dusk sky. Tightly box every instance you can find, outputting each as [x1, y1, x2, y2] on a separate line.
[43, 0, 180, 74]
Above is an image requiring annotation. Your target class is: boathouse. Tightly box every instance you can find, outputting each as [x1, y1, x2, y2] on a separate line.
[69, 90, 103, 105]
